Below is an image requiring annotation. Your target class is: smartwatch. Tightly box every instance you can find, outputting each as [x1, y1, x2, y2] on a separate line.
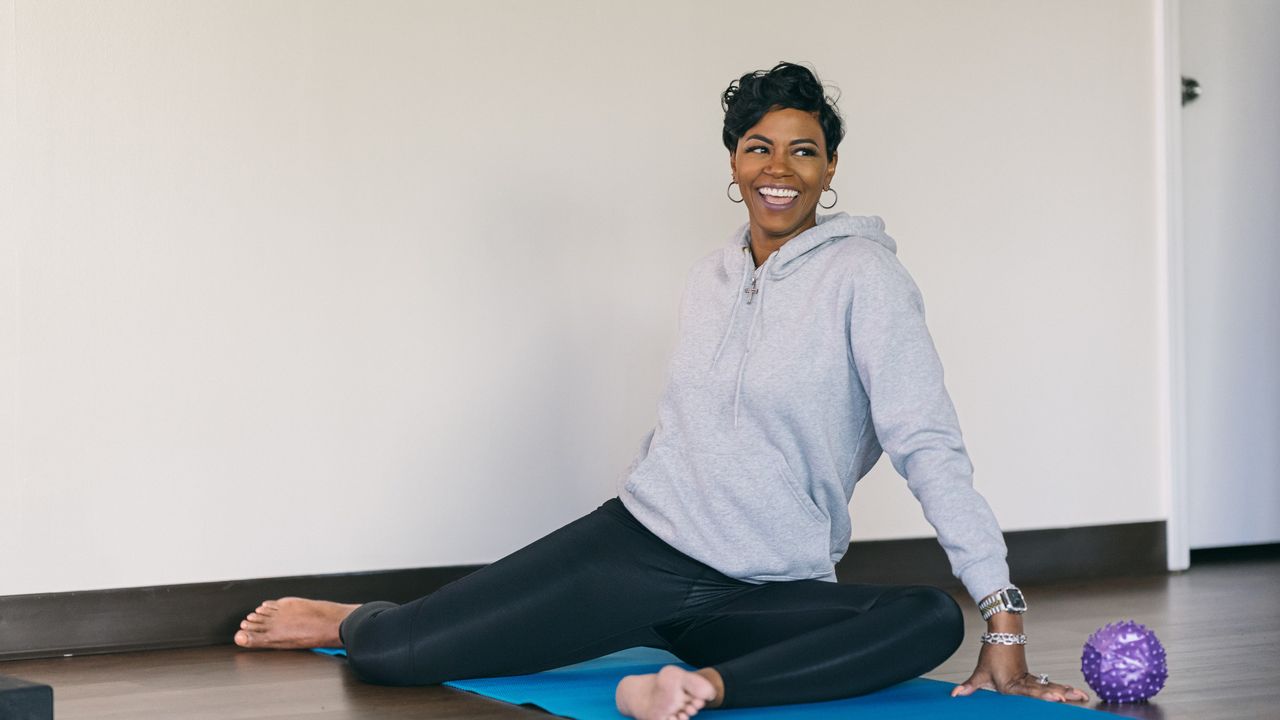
[979, 586, 1027, 620]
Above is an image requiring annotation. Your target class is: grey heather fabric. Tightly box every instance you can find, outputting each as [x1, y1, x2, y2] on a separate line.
[618, 212, 1010, 603]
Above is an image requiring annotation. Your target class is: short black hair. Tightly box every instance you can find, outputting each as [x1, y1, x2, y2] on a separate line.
[721, 62, 844, 161]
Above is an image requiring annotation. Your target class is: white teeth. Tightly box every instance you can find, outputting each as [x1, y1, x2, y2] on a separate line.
[759, 187, 799, 198]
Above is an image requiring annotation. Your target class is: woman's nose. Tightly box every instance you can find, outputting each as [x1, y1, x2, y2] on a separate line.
[764, 153, 793, 176]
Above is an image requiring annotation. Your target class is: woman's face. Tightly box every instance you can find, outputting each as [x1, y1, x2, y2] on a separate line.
[730, 107, 837, 246]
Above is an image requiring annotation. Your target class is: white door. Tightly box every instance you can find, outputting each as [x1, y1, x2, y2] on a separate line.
[1181, 0, 1280, 549]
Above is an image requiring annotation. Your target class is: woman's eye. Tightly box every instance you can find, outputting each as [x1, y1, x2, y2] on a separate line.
[794, 147, 817, 157]
[746, 146, 769, 154]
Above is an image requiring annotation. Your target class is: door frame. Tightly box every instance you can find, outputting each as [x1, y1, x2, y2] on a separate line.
[1157, 0, 1190, 572]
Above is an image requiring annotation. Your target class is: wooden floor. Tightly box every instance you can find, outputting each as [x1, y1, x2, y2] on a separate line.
[3, 553, 1277, 719]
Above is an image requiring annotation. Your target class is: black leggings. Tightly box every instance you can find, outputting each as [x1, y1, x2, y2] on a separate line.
[339, 498, 964, 708]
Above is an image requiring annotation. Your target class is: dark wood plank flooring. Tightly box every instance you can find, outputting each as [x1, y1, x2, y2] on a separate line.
[4, 554, 1277, 719]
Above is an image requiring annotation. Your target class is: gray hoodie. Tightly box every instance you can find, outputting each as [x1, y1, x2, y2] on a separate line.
[618, 212, 1009, 603]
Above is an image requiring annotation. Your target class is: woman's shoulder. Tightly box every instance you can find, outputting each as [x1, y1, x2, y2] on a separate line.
[819, 227, 924, 305]
[824, 233, 911, 285]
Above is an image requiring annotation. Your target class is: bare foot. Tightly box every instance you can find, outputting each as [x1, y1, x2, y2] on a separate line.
[615, 665, 717, 720]
[233, 597, 359, 650]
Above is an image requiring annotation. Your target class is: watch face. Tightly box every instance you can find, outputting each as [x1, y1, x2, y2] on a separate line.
[1006, 588, 1026, 610]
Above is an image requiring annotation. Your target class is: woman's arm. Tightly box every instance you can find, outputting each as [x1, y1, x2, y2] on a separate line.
[845, 243, 1008, 600]
[845, 245, 1086, 703]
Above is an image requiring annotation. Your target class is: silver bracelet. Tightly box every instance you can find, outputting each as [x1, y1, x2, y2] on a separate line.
[980, 632, 1027, 646]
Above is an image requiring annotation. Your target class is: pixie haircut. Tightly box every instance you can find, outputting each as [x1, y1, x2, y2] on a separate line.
[721, 62, 844, 161]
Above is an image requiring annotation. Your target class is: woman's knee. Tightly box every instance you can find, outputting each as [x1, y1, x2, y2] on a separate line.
[343, 602, 439, 686]
[895, 585, 965, 655]
[932, 588, 965, 653]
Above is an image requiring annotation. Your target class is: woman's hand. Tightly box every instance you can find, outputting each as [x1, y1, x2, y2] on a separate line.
[950, 614, 1088, 703]
[951, 644, 1088, 702]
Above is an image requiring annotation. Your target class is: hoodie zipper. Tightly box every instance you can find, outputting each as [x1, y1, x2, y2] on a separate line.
[745, 264, 764, 304]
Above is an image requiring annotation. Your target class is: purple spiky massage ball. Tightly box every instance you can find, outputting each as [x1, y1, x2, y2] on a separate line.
[1080, 620, 1168, 702]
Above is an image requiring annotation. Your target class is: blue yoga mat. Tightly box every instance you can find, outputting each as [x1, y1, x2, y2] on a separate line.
[313, 647, 1118, 718]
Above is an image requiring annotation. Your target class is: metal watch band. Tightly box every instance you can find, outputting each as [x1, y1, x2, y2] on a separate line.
[981, 632, 1027, 646]
[978, 586, 1027, 620]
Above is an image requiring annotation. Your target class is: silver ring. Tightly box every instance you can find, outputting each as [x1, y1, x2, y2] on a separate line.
[1036, 673, 1050, 685]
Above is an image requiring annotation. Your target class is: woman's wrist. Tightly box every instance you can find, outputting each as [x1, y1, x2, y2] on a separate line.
[986, 611, 1025, 633]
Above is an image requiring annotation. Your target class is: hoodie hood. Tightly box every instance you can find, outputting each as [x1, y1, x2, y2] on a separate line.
[721, 212, 897, 278]
[708, 213, 899, 429]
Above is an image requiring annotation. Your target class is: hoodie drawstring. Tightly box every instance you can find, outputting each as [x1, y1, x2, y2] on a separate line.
[711, 247, 755, 369]
[728, 248, 772, 427]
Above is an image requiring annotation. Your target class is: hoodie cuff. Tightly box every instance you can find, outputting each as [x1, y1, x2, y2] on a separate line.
[959, 557, 1012, 606]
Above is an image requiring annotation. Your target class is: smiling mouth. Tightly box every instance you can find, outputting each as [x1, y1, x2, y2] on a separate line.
[757, 186, 800, 210]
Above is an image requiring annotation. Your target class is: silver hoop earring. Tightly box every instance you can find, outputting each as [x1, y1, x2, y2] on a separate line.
[819, 187, 838, 209]
[726, 181, 744, 204]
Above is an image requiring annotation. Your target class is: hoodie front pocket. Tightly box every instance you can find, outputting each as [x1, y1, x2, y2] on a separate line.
[625, 445, 831, 581]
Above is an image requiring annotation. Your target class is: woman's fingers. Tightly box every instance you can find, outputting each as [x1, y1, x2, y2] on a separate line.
[1007, 673, 1089, 702]
[1060, 684, 1089, 702]
[951, 671, 995, 697]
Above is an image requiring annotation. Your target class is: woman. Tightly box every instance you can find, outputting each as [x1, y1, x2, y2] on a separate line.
[234, 62, 1089, 720]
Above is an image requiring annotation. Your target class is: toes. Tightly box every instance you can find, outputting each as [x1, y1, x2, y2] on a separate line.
[234, 630, 252, 647]
[256, 603, 279, 615]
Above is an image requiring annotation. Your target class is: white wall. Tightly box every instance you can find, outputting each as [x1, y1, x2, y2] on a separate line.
[0, 0, 1164, 596]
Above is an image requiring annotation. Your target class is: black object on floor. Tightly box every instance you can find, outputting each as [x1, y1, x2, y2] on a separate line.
[0, 674, 53, 720]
